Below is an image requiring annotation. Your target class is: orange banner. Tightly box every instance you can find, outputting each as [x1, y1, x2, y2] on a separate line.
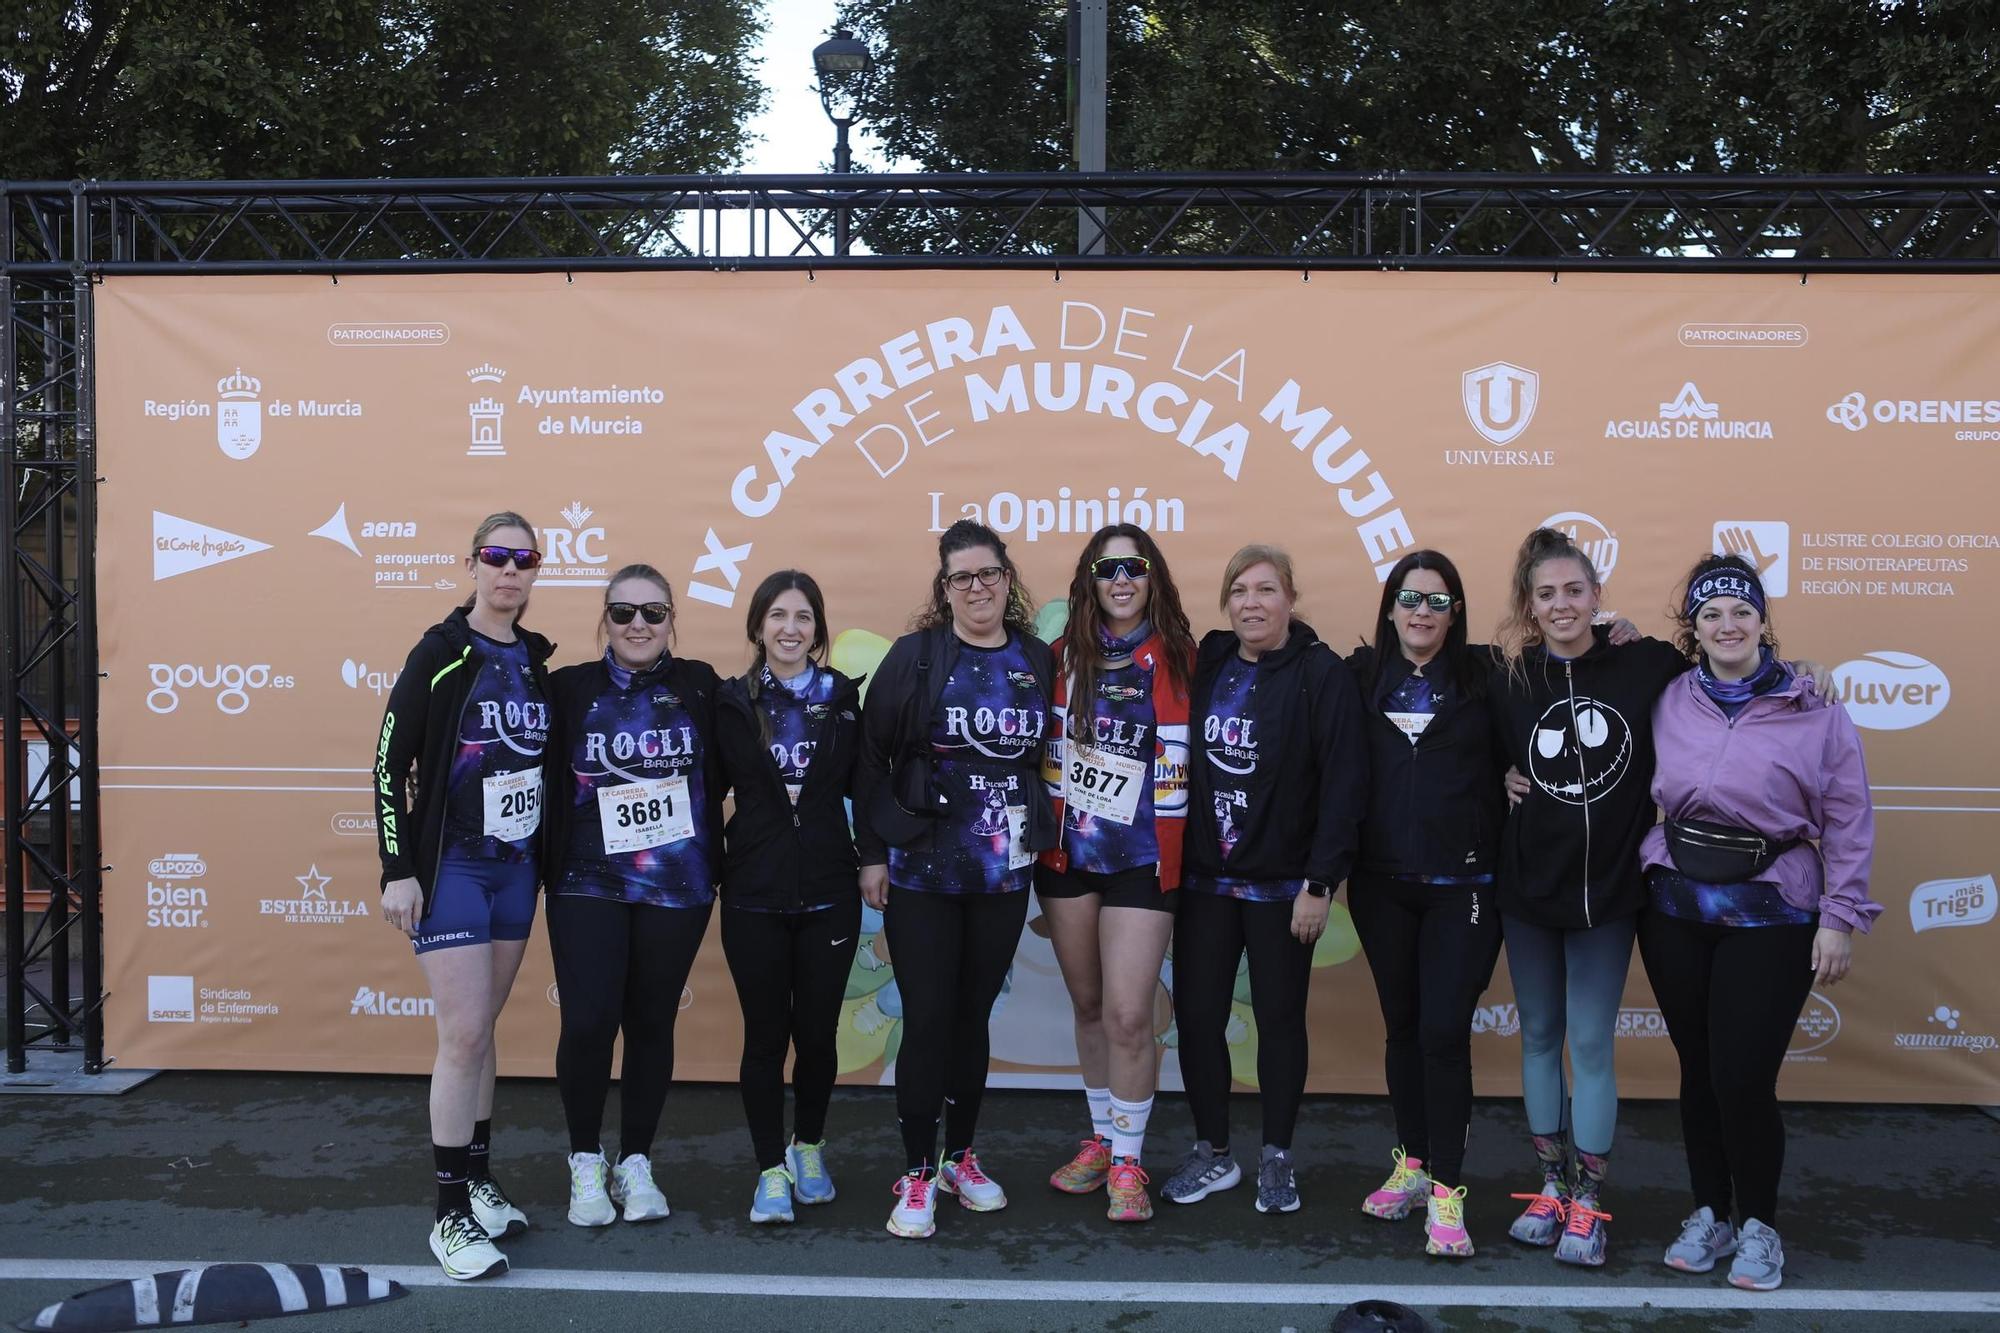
[97, 271, 2000, 1102]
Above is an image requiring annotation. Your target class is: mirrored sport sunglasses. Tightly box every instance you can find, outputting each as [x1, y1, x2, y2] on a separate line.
[607, 602, 672, 626]
[944, 565, 1008, 592]
[474, 545, 543, 570]
[1090, 555, 1152, 582]
[1394, 589, 1456, 612]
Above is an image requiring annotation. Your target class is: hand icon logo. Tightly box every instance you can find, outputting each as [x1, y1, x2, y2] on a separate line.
[1716, 525, 1778, 577]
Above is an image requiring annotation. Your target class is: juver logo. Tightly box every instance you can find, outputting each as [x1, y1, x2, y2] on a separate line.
[1463, 362, 1540, 445]
[1829, 652, 1950, 730]
[1910, 875, 1996, 933]
[216, 368, 262, 459]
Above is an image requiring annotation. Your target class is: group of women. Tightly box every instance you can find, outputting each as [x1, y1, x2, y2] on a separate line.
[375, 510, 1877, 1295]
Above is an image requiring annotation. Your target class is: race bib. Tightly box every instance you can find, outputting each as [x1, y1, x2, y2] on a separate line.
[1064, 743, 1146, 825]
[1006, 805, 1033, 871]
[596, 776, 695, 854]
[1385, 712, 1434, 746]
[482, 768, 543, 842]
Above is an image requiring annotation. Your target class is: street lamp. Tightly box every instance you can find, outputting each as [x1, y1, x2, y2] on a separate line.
[813, 26, 874, 254]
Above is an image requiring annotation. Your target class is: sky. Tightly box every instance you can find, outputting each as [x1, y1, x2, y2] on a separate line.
[740, 0, 913, 174]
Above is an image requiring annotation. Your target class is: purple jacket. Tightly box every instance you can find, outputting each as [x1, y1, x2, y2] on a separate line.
[1639, 670, 1881, 933]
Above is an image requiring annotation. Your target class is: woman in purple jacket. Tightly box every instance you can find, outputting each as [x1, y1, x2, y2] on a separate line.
[1638, 553, 1879, 1294]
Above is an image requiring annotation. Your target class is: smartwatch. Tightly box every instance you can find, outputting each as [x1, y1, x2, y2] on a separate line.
[1303, 879, 1332, 899]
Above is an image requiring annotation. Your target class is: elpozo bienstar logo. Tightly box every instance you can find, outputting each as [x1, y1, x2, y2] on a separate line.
[1605, 382, 1773, 440]
[1910, 875, 1995, 934]
[1462, 361, 1540, 445]
[1827, 390, 2000, 439]
[146, 851, 208, 929]
[153, 511, 272, 581]
[1829, 651, 1950, 730]
[259, 865, 370, 926]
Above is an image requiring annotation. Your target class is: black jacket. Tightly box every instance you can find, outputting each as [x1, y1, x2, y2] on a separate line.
[853, 624, 1057, 864]
[1489, 629, 1688, 929]
[540, 653, 726, 891]
[1346, 644, 1504, 882]
[1184, 623, 1367, 888]
[373, 607, 555, 914]
[716, 667, 865, 911]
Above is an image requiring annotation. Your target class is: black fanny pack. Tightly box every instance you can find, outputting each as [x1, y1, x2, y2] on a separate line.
[1665, 817, 1798, 884]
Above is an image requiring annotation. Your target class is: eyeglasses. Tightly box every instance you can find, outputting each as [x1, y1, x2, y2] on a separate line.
[1394, 590, 1456, 612]
[944, 565, 1007, 592]
[607, 602, 671, 625]
[475, 545, 543, 570]
[1091, 555, 1152, 582]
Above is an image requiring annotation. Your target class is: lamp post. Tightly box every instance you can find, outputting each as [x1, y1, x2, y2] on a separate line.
[812, 27, 874, 255]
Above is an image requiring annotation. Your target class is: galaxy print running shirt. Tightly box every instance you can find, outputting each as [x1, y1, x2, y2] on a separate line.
[760, 664, 834, 806]
[1058, 660, 1160, 874]
[889, 636, 1047, 894]
[442, 632, 548, 864]
[1190, 653, 1291, 902]
[559, 657, 714, 907]
[1649, 870, 1815, 927]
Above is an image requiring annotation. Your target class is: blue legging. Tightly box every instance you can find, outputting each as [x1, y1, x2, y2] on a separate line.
[1503, 913, 1637, 1155]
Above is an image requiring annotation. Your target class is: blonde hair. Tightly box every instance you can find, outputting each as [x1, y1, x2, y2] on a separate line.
[461, 510, 537, 618]
[1218, 543, 1297, 612]
[1495, 527, 1600, 677]
[598, 562, 676, 652]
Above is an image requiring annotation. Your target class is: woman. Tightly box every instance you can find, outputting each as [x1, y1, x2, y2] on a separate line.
[1490, 526, 1687, 1267]
[541, 566, 723, 1232]
[716, 570, 865, 1224]
[1345, 551, 1504, 1257]
[1161, 544, 1367, 1216]
[1036, 526, 1197, 1223]
[854, 519, 1056, 1240]
[1640, 554, 1877, 1292]
[375, 512, 553, 1281]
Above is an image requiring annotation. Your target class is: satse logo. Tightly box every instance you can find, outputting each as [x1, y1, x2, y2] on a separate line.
[1463, 362, 1540, 445]
[1910, 875, 1995, 933]
[147, 663, 296, 715]
[148, 974, 196, 1023]
[1829, 652, 1950, 730]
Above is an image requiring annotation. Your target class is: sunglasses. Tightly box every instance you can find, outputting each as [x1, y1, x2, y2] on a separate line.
[475, 545, 543, 570]
[1091, 555, 1152, 582]
[607, 602, 671, 626]
[945, 565, 1007, 592]
[1395, 589, 1456, 612]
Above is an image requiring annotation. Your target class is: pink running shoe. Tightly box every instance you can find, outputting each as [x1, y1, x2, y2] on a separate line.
[1424, 1183, 1474, 1257]
[1361, 1147, 1431, 1220]
[1049, 1138, 1113, 1194]
[939, 1151, 1008, 1211]
[1105, 1159, 1153, 1223]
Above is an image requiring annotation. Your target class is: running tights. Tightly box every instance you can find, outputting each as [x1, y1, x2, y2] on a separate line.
[1503, 912, 1637, 1156]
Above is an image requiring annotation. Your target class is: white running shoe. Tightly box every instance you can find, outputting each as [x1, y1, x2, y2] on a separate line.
[430, 1208, 508, 1280]
[567, 1150, 617, 1227]
[887, 1169, 939, 1238]
[610, 1153, 670, 1222]
[467, 1176, 528, 1239]
[938, 1150, 1008, 1211]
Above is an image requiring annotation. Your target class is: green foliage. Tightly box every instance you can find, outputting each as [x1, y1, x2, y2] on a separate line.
[1, 0, 765, 180]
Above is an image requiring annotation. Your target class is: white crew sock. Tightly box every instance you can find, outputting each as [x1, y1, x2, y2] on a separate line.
[1085, 1086, 1114, 1141]
[1110, 1094, 1153, 1162]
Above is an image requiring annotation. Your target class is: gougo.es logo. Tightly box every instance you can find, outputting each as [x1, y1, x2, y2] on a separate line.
[147, 662, 296, 715]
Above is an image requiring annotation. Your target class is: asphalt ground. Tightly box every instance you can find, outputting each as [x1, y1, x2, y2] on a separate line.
[1, 1073, 1996, 1332]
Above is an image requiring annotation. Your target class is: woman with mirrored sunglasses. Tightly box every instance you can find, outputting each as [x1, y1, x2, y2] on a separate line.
[1035, 526, 1197, 1223]
[853, 519, 1055, 1239]
[539, 565, 724, 1233]
[374, 511, 553, 1281]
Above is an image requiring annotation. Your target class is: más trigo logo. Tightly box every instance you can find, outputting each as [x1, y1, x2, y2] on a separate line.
[341, 659, 402, 696]
[153, 511, 271, 581]
[1604, 382, 1773, 440]
[308, 502, 458, 592]
[147, 974, 196, 1023]
[1712, 520, 1789, 598]
[351, 985, 435, 1017]
[259, 865, 370, 926]
[1539, 511, 1619, 582]
[146, 663, 296, 715]
[534, 500, 610, 587]
[1827, 390, 2000, 439]
[1470, 1002, 1520, 1036]
[216, 367, 263, 459]
[1894, 1003, 1997, 1054]
[1787, 991, 1841, 1061]
[1910, 875, 1996, 934]
[1462, 362, 1540, 446]
[1829, 651, 1950, 730]
[146, 851, 209, 929]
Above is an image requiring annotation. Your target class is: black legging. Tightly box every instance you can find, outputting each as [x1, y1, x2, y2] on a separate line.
[1173, 889, 1315, 1152]
[546, 893, 713, 1159]
[1637, 908, 1818, 1224]
[882, 884, 1030, 1169]
[720, 897, 864, 1169]
[1349, 873, 1503, 1187]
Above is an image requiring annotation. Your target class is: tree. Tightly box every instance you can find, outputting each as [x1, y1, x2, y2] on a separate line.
[2, 0, 765, 180]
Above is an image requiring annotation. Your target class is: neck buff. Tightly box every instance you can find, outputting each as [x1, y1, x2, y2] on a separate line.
[605, 648, 668, 690]
[1098, 618, 1152, 660]
[1698, 642, 1786, 706]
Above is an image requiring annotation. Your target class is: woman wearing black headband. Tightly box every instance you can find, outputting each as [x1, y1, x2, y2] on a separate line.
[1640, 553, 1878, 1292]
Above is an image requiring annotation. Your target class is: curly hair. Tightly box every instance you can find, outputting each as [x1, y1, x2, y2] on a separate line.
[910, 519, 1037, 634]
[1668, 552, 1778, 661]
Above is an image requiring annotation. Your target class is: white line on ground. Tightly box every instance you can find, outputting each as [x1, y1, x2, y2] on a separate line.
[1, 1261, 1996, 1314]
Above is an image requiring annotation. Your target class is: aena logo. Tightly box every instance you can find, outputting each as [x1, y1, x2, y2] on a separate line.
[1910, 875, 1995, 934]
[1829, 652, 1950, 730]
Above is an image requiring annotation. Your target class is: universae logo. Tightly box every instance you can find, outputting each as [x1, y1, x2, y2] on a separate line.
[1462, 362, 1540, 446]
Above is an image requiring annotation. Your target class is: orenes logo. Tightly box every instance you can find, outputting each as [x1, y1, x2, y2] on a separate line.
[1659, 383, 1719, 420]
[1462, 362, 1540, 446]
[468, 364, 507, 457]
[1788, 991, 1841, 1058]
[1910, 875, 1995, 934]
[1829, 652, 1950, 730]
[341, 659, 401, 695]
[1827, 392, 1869, 432]
[1528, 694, 1633, 805]
[147, 974, 196, 1023]
[147, 663, 296, 715]
[216, 368, 262, 458]
[153, 511, 271, 581]
[1712, 520, 1789, 598]
[350, 985, 435, 1017]
[1540, 511, 1619, 582]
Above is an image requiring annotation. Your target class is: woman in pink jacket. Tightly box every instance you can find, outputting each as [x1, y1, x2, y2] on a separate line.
[1637, 553, 1879, 1294]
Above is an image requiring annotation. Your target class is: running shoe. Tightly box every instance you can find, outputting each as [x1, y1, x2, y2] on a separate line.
[566, 1150, 616, 1228]
[1664, 1205, 1738, 1273]
[1728, 1219, 1786, 1291]
[1423, 1183, 1474, 1257]
[1254, 1145, 1300, 1214]
[786, 1139, 836, 1205]
[468, 1175, 528, 1239]
[1161, 1141, 1242, 1205]
[1105, 1158, 1153, 1222]
[429, 1208, 508, 1281]
[1361, 1146, 1431, 1220]
[1049, 1137, 1113, 1194]
[1553, 1193, 1613, 1266]
[1507, 1181, 1570, 1247]
[939, 1150, 1008, 1211]
[611, 1153, 670, 1222]
[887, 1168, 938, 1239]
[750, 1165, 795, 1224]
